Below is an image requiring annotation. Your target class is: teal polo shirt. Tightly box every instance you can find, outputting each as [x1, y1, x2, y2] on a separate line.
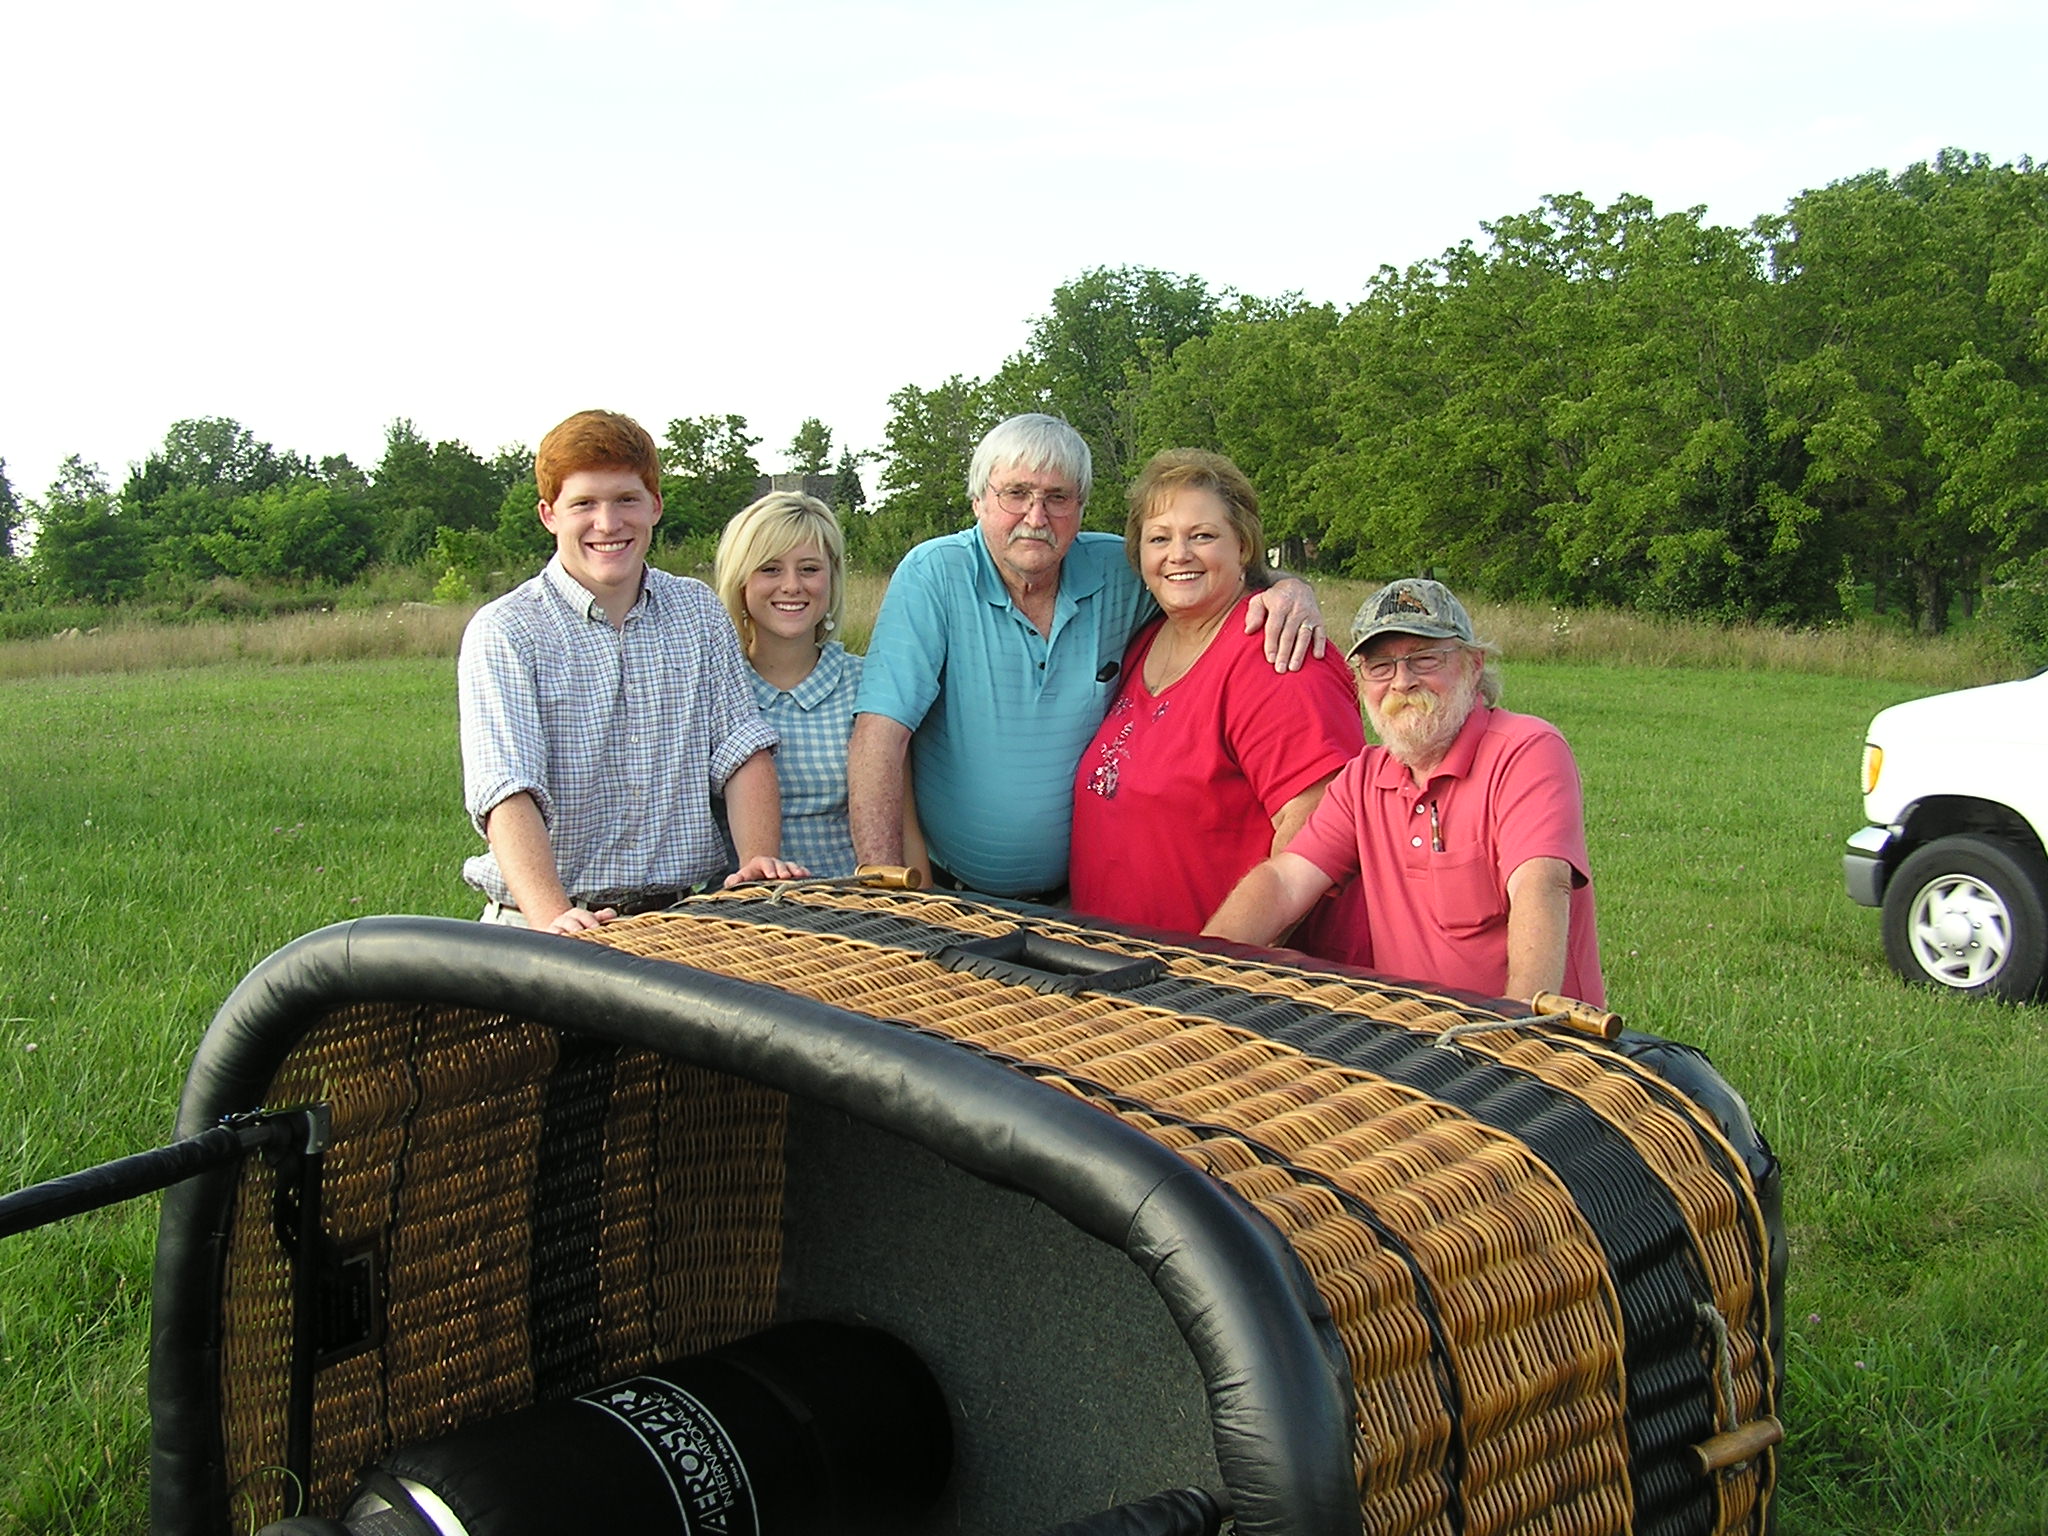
[857, 529, 1153, 896]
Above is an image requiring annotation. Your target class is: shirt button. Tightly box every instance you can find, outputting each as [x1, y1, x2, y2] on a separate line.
[1411, 835, 1423, 848]
[1415, 803, 1427, 814]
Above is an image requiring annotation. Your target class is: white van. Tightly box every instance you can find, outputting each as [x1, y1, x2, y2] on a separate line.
[1843, 670, 2048, 1000]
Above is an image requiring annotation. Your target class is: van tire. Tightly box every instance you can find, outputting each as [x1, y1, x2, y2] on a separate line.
[1881, 834, 2048, 1000]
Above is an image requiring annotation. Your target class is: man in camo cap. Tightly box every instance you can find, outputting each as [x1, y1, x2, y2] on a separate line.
[1205, 578, 1603, 1004]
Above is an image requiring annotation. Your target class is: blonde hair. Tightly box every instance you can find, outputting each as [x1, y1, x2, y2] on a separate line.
[714, 492, 846, 646]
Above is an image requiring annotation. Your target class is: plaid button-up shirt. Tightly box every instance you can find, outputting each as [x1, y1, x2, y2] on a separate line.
[459, 559, 777, 904]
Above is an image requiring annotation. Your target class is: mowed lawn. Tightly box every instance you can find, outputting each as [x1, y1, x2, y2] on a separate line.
[2, 651, 2045, 1533]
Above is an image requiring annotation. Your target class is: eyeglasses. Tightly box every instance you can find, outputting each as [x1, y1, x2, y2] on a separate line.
[988, 482, 1080, 516]
[1357, 645, 1463, 683]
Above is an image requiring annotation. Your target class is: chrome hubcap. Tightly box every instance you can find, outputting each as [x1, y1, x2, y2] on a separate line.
[1906, 873, 2012, 988]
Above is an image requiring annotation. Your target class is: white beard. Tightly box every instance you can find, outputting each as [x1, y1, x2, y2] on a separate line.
[1367, 670, 1480, 770]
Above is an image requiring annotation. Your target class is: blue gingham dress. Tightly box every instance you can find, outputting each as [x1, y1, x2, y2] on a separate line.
[750, 641, 861, 877]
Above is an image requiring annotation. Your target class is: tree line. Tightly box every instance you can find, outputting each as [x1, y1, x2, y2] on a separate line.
[871, 149, 2048, 642]
[4, 148, 2043, 646]
[0, 415, 866, 610]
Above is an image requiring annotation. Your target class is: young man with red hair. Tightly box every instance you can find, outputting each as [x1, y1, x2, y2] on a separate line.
[458, 408, 802, 932]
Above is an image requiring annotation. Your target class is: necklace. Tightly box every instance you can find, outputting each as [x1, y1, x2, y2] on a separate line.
[1145, 612, 1226, 692]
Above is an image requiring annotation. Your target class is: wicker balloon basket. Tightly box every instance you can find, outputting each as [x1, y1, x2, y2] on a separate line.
[150, 887, 1782, 1536]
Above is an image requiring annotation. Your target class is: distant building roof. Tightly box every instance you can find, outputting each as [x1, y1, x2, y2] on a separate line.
[753, 471, 863, 505]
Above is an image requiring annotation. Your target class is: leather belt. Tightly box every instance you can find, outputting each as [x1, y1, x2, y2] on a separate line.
[574, 888, 689, 917]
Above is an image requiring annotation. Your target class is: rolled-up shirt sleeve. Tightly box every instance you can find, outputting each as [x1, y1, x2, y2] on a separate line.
[459, 608, 554, 835]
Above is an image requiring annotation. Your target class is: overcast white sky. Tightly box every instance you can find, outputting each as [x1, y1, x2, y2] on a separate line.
[2, 0, 2042, 501]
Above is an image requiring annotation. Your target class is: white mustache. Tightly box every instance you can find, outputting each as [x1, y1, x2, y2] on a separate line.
[1008, 525, 1056, 546]
[1378, 687, 1437, 718]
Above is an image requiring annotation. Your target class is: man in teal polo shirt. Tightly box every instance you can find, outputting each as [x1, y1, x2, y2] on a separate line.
[848, 414, 1325, 900]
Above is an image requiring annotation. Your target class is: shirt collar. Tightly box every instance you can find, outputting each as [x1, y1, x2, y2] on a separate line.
[967, 529, 1101, 621]
[542, 555, 649, 623]
[751, 639, 849, 711]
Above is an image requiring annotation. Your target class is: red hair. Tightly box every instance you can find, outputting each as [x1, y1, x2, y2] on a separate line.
[534, 410, 662, 504]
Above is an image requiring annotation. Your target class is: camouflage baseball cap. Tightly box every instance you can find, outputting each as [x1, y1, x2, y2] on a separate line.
[1346, 578, 1476, 657]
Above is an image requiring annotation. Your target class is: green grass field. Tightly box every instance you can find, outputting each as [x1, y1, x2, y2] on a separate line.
[2, 623, 2044, 1532]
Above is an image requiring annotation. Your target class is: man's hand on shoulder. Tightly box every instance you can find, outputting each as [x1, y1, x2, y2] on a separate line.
[1244, 575, 1327, 672]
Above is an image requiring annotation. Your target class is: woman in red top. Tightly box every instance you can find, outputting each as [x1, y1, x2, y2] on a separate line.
[1069, 450, 1365, 958]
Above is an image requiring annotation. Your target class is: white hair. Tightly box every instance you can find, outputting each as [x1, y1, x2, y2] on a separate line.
[967, 414, 1092, 506]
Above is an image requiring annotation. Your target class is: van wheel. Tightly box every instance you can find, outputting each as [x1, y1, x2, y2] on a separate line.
[1881, 834, 2048, 1000]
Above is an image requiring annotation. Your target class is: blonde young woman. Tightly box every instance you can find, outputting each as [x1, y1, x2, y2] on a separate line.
[714, 492, 863, 877]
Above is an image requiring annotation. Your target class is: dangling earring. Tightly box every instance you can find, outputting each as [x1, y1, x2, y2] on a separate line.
[823, 615, 837, 632]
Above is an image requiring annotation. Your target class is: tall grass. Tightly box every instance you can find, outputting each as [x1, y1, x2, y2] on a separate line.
[0, 604, 473, 681]
[0, 660, 477, 1529]
[1, 579, 2044, 1533]
[0, 573, 2020, 689]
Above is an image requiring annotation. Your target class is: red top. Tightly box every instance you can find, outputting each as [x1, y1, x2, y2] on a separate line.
[1070, 598, 1365, 953]
[1288, 704, 1604, 1003]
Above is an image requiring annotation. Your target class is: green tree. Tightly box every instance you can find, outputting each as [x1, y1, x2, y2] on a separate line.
[1911, 344, 2048, 572]
[787, 418, 834, 477]
[1300, 199, 1627, 593]
[489, 444, 532, 488]
[427, 440, 501, 529]
[491, 477, 552, 571]
[369, 419, 437, 561]
[1537, 205, 1821, 620]
[319, 453, 371, 498]
[1134, 295, 1346, 559]
[139, 484, 242, 580]
[125, 417, 301, 505]
[1289, 192, 1831, 619]
[370, 420, 503, 564]
[829, 447, 869, 515]
[0, 458, 19, 559]
[123, 417, 312, 582]
[428, 526, 492, 599]
[32, 457, 144, 601]
[202, 483, 375, 584]
[997, 266, 1221, 517]
[1762, 150, 2048, 631]
[871, 376, 997, 555]
[660, 414, 762, 540]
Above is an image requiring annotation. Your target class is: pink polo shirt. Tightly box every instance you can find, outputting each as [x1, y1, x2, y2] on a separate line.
[1288, 705, 1604, 1005]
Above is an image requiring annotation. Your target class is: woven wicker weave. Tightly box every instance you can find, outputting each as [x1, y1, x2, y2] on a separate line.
[215, 1003, 787, 1521]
